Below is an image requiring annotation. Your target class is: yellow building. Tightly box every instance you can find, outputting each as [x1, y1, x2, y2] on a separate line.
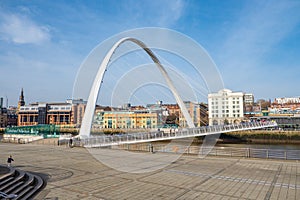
[95, 111, 158, 129]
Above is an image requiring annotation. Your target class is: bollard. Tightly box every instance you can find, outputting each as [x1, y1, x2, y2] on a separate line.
[285, 151, 287, 160]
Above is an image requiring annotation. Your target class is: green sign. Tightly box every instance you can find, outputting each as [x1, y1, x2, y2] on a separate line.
[5, 125, 60, 138]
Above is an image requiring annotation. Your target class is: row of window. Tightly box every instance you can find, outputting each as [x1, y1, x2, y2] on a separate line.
[212, 114, 241, 118]
[211, 97, 241, 101]
[211, 105, 240, 109]
[211, 110, 240, 113]
[211, 101, 241, 105]
[21, 106, 72, 111]
[49, 107, 71, 110]
[104, 120, 156, 124]
[20, 115, 70, 123]
[104, 125, 156, 129]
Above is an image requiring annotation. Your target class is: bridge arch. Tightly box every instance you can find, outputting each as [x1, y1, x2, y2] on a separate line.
[79, 37, 195, 138]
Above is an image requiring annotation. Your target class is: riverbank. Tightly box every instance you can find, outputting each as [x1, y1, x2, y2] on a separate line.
[220, 130, 300, 144]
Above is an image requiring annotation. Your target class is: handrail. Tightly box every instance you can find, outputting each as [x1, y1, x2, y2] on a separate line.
[81, 121, 277, 147]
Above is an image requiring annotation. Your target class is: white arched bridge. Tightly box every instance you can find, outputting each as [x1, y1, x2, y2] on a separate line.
[81, 121, 277, 148]
[78, 37, 277, 147]
[79, 37, 196, 139]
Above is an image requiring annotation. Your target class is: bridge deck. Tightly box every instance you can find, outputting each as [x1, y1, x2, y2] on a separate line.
[81, 121, 277, 147]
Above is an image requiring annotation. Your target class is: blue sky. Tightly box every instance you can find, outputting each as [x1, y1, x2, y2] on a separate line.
[0, 0, 300, 106]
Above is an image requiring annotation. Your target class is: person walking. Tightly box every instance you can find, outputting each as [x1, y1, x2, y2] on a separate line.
[7, 155, 14, 167]
[69, 137, 73, 148]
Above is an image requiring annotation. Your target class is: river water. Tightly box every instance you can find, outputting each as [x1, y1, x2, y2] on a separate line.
[216, 143, 300, 150]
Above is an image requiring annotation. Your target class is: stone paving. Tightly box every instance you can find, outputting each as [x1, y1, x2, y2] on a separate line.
[0, 143, 299, 200]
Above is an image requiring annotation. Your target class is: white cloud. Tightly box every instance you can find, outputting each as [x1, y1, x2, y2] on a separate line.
[0, 12, 50, 44]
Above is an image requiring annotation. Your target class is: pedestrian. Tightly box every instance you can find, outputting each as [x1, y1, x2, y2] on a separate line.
[69, 137, 73, 148]
[7, 155, 14, 167]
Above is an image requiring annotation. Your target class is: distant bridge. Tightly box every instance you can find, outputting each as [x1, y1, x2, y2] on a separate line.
[81, 121, 277, 148]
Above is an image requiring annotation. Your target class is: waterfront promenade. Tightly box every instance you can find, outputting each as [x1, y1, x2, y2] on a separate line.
[0, 143, 299, 200]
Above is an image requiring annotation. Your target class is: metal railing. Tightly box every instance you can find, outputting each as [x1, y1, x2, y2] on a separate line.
[81, 121, 277, 147]
[111, 143, 300, 160]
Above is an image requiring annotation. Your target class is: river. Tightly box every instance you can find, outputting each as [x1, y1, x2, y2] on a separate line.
[216, 143, 300, 150]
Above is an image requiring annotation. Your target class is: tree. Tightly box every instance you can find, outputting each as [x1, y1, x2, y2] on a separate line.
[256, 99, 271, 110]
[224, 119, 229, 125]
[165, 114, 179, 125]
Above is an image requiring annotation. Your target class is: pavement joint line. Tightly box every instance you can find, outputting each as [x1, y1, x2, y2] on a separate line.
[264, 163, 283, 200]
[164, 168, 299, 190]
[191, 159, 241, 191]
[184, 188, 250, 200]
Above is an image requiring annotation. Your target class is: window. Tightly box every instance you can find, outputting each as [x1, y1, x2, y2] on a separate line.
[60, 115, 64, 122]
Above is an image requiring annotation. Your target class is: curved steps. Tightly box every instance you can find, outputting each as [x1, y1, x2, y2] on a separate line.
[0, 166, 45, 200]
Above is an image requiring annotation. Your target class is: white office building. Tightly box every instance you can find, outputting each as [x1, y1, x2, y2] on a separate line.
[208, 89, 244, 125]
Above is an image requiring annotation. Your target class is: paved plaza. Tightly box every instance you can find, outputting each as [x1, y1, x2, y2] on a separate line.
[0, 143, 299, 200]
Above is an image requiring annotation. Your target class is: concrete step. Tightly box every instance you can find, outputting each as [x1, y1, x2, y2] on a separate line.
[0, 167, 15, 182]
[17, 176, 44, 200]
[0, 177, 14, 187]
[0, 165, 45, 200]
[3, 181, 24, 194]
[9, 173, 34, 195]
[15, 186, 34, 200]
[0, 170, 25, 191]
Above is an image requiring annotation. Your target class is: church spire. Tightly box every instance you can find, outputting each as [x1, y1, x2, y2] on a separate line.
[18, 88, 25, 111]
